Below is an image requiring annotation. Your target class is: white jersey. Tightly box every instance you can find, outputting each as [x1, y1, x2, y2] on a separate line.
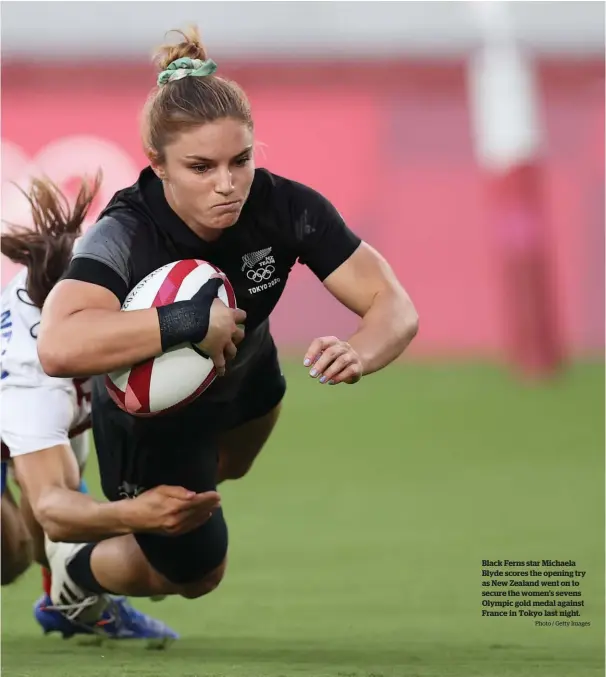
[1, 269, 91, 466]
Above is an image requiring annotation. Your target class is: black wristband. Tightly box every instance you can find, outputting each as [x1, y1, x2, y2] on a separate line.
[156, 277, 222, 352]
[157, 299, 211, 351]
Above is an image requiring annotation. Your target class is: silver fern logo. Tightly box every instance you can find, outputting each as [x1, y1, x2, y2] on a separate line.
[242, 247, 281, 294]
[118, 481, 145, 499]
[242, 247, 272, 271]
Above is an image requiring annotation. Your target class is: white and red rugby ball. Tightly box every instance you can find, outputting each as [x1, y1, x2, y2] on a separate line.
[105, 259, 236, 417]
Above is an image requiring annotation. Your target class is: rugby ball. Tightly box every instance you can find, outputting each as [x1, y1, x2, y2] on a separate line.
[105, 259, 236, 417]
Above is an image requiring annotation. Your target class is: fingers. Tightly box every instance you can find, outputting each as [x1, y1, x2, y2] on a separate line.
[233, 308, 247, 325]
[154, 485, 196, 501]
[304, 338, 363, 386]
[163, 508, 213, 535]
[212, 350, 226, 377]
[169, 509, 214, 535]
[303, 336, 339, 367]
[326, 361, 363, 385]
[308, 342, 349, 379]
[318, 351, 358, 383]
[164, 491, 222, 535]
[170, 490, 220, 512]
[189, 490, 221, 509]
[232, 325, 245, 345]
[224, 341, 238, 361]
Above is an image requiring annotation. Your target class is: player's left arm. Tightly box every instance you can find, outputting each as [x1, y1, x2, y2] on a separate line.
[305, 242, 419, 385]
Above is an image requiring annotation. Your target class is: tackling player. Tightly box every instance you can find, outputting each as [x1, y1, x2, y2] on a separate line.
[0, 175, 177, 641]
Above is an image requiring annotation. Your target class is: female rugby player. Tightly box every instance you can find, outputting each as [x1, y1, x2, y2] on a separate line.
[1, 176, 177, 639]
[38, 26, 419, 618]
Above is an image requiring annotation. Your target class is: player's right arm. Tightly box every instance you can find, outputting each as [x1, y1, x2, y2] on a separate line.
[38, 217, 244, 377]
[13, 443, 127, 542]
[39, 279, 164, 377]
[2, 385, 221, 540]
[2, 385, 124, 541]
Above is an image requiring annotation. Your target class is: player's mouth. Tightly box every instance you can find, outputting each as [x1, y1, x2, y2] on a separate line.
[212, 200, 242, 212]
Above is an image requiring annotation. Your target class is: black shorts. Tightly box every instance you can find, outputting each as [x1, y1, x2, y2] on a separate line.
[93, 338, 286, 584]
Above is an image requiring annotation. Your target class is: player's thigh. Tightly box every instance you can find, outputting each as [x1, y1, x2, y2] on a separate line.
[217, 403, 282, 479]
[218, 337, 286, 476]
[229, 335, 286, 430]
[94, 408, 227, 585]
[94, 406, 220, 499]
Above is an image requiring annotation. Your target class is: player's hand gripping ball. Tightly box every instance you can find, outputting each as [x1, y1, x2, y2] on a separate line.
[304, 336, 363, 385]
[106, 260, 237, 416]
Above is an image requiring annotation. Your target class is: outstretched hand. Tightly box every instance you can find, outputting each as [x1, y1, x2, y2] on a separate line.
[124, 485, 221, 536]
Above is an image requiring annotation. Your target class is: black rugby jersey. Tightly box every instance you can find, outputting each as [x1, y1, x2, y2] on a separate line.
[64, 166, 361, 405]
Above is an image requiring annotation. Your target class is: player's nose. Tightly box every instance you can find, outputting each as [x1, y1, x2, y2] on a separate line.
[214, 169, 234, 196]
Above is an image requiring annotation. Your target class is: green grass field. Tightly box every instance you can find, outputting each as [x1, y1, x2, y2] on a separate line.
[2, 362, 604, 677]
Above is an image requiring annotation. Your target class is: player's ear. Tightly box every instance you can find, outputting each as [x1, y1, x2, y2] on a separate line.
[147, 148, 166, 181]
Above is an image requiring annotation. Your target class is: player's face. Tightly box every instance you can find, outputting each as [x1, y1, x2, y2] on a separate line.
[154, 118, 255, 237]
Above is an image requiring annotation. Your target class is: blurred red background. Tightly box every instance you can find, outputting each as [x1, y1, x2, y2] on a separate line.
[2, 59, 603, 358]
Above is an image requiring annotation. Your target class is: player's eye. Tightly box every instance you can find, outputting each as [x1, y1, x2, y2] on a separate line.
[191, 164, 209, 174]
[234, 155, 251, 167]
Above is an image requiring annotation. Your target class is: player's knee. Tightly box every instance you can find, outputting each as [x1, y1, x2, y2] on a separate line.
[1, 537, 33, 586]
[1, 495, 34, 585]
[178, 558, 227, 599]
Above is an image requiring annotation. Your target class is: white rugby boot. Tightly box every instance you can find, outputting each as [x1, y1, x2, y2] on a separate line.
[44, 537, 110, 625]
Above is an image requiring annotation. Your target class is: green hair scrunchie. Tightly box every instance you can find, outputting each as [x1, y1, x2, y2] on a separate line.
[157, 57, 218, 87]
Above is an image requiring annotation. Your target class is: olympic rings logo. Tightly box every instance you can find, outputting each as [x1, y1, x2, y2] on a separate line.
[246, 265, 275, 283]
